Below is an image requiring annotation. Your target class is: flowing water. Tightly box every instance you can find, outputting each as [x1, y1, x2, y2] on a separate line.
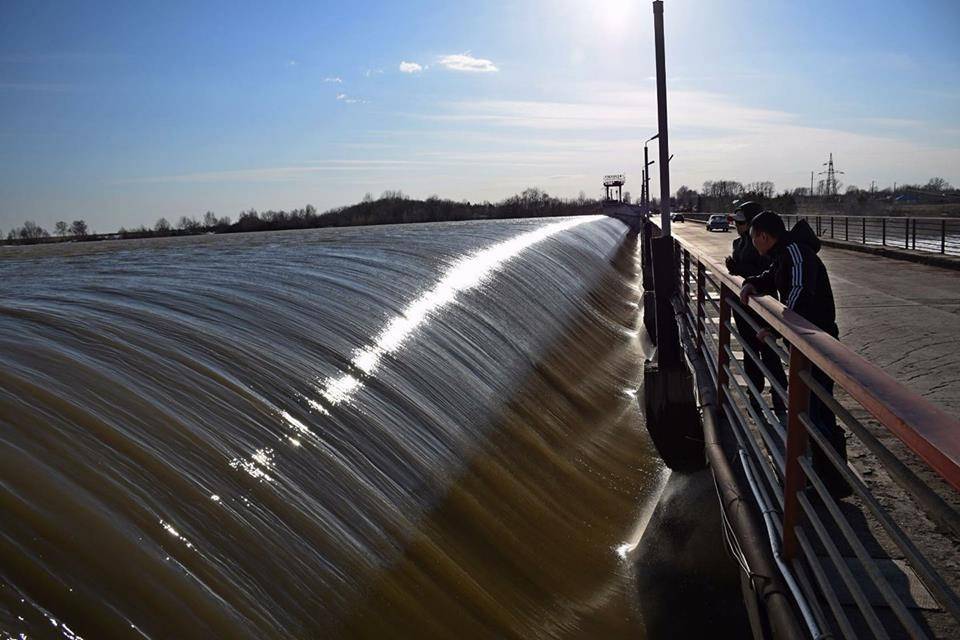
[0, 216, 665, 639]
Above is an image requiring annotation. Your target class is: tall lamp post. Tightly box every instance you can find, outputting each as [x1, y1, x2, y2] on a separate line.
[643, 133, 658, 215]
[653, 0, 672, 236]
[641, 0, 704, 473]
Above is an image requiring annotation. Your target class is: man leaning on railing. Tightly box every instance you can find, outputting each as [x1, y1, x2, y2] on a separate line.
[724, 201, 788, 422]
[738, 211, 853, 500]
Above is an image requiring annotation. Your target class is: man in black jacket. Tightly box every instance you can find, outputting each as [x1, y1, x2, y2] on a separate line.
[725, 202, 787, 417]
[739, 211, 851, 499]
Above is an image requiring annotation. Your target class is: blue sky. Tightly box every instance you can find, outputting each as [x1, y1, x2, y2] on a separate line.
[2, 0, 958, 232]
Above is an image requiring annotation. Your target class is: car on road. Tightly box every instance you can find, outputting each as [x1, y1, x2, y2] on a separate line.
[706, 214, 730, 232]
[671, 212, 685, 222]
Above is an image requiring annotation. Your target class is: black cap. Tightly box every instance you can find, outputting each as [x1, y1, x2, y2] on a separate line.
[732, 201, 764, 223]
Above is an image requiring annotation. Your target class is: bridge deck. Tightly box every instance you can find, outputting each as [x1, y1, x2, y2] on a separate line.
[663, 219, 960, 638]
[667, 220, 960, 416]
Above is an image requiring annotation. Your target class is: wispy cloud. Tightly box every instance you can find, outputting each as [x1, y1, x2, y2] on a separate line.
[438, 53, 498, 73]
[399, 61, 423, 74]
[287, 60, 298, 67]
[364, 68, 384, 78]
[323, 76, 342, 83]
[336, 93, 366, 104]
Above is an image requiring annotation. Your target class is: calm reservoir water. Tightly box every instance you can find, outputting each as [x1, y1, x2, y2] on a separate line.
[0, 216, 664, 639]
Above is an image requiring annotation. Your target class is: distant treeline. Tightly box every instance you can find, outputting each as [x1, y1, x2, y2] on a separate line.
[671, 176, 958, 216]
[2, 188, 600, 245]
[6, 177, 957, 246]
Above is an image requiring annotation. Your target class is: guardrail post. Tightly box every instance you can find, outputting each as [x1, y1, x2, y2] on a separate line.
[942, 219, 947, 254]
[912, 219, 917, 250]
[830, 216, 834, 239]
[683, 250, 690, 302]
[783, 345, 812, 560]
[904, 219, 909, 249]
[696, 260, 705, 350]
[716, 285, 731, 406]
[882, 217, 887, 246]
[845, 217, 849, 241]
[816, 216, 821, 236]
[862, 218, 866, 244]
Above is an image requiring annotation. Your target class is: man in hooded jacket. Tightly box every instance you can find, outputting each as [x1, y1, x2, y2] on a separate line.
[739, 211, 851, 499]
[725, 202, 787, 419]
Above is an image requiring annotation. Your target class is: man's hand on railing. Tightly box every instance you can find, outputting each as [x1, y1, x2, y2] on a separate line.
[756, 327, 773, 344]
[725, 255, 737, 275]
[740, 283, 757, 306]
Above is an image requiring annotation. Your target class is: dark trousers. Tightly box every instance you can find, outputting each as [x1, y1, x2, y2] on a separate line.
[735, 313, 788, 416]
[809, 366, 850, 497]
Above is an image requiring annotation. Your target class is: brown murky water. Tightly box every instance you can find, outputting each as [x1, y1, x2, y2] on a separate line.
[0, 217, 663, 639]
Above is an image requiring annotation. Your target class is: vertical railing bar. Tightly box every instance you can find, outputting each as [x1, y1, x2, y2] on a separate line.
[798, 409, 960, 622]
[723, 341, 788, 443]
[716, 284, 732, 410]
[796, 491, 891, 639]
[722, 401, 786, 514]
[782, 346, 811, 560]
[723, 324, 789, 403]
[696, 260, 705, 350]
[798, 456, 926, 638]
[787, 543, 838, 640]
[795, 527, 860, 639]
[722, 365, 787, 477]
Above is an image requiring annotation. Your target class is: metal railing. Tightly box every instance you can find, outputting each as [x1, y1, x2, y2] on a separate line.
[671, 234, 960, 638]
[682, 213, 960, 257]
[782, 215, 960, 257]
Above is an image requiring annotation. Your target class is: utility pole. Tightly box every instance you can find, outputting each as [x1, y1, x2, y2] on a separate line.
[810, 171, 814, 197]
[640, 0, 704, 473]
[653, 0, 671, 235]
[643, 133, 658, 216]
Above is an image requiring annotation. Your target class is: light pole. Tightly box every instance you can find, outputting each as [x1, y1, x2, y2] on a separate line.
[643, 133, 659, 214]
[653, 0, 672, 235]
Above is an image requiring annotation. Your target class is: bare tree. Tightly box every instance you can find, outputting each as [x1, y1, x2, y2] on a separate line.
[203, 211, 218, 227]
[8, 221, 51, 242]
[154, 217, 171, 234]
[69, 220, 89, 238]
[925, 177, 952, 192]
[55, 221, 69, 237]
[177, 216, 200, 232]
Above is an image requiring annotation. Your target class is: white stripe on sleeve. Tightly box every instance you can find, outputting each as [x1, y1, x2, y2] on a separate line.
[786, 244, 803, 309]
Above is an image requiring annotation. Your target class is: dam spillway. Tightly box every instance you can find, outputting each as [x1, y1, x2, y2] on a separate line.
[0, 217, 667, 639]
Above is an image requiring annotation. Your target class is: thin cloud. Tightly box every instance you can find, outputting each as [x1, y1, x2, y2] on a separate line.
[287, 60, 298, 67]
[364, 68, 384, 77]
[336, 93, 366, 104]
[438, 53, 498, 73]
[399, 61, 423, 74]
[323, 76, 342, 83]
